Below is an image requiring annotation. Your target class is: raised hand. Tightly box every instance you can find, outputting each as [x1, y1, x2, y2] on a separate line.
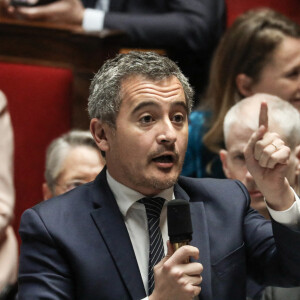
[149, 241, 203, 300]
[244, 101, 295, 210]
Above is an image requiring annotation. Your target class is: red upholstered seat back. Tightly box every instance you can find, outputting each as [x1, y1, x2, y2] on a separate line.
[226, 0, 300, 26]
[0, 62, 73, 236]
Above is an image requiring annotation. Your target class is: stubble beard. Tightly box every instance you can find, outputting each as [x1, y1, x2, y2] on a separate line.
[147, 175, 178, 191]
[123, 163, 182, 194]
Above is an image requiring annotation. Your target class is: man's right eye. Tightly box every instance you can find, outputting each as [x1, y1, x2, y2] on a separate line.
[234, 154, 245, 161]
[140, 115, 153, 123]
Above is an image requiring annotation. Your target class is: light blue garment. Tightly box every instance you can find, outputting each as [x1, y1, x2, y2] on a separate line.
[181, 110, 225, 178]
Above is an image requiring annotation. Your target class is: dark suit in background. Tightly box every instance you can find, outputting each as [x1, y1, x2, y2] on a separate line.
[82, 0, 226, 101]
[18, 169, 300, 300]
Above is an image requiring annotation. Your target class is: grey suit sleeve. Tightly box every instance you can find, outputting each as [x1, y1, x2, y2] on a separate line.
[104, 0, 225, 52]
[18, 208, 74, 300]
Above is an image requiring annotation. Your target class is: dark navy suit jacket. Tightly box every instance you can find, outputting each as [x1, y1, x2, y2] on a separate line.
[18, 169, 300, 299]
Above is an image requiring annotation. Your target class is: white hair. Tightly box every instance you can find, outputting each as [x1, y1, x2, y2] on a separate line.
[224, 93, 300, 149]
[45, 130, 101, 194]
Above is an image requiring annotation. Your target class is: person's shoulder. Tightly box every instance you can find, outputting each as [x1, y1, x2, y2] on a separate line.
[178, 175, 241, 190]
[19, 180, 99, 238]
[30, 180, 96, 217]
[178, 176, 249, 205]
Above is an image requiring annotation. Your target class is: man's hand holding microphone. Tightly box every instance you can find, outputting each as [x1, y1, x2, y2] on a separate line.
[149, 199, 203, 300]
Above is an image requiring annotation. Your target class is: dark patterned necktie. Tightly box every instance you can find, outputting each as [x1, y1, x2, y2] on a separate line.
[139, 197, 165, 295]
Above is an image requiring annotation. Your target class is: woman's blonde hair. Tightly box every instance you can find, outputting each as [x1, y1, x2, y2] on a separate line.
[202, 8, 300, 154]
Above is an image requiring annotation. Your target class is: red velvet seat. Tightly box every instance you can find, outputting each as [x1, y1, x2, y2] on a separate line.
[0, 62, 73, 236]
[226, 0, 300, 26]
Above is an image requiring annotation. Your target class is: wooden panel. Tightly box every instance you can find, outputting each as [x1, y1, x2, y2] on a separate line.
[0, 17, 128, 128]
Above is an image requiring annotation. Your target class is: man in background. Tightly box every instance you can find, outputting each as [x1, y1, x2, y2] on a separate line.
[42, 129, 105, 199]
[220, 93, 300, 219]
[220, 93, 300, 300]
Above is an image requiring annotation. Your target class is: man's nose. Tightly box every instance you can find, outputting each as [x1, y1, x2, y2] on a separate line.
[245, 170, 254, 181]
[157, 119, 177, 144]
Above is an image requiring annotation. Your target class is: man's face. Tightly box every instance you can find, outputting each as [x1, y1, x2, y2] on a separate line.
[220, 123, 299, 218]
[100, 75, 189, 196]
[54, 146, 105, 196]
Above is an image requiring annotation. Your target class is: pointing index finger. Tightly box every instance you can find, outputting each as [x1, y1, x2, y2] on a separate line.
[259, 101, 268, 130]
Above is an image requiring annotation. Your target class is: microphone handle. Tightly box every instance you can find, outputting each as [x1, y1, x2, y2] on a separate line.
[171, 240, 190, 263]
[171, 240, 189, 251]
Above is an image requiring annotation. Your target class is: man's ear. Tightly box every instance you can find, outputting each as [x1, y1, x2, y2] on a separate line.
[294, 145, 300, 195]
[42, 183, 53, 201]
[90, 118, 111, 152]
[236, 73, 254, 97]
[219, 149, 231, 179]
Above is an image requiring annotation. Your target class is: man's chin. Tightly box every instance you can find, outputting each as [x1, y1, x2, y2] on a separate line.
[136, 164, 182, 193]
[135, 177, 177, 196]
[151, 175, 178, 190]
[142, 170, 179, 191]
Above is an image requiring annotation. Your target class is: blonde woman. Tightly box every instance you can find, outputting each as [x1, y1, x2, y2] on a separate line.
[182, 8, 300, 178]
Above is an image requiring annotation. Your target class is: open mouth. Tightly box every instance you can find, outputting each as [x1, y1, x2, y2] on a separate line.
[152, 155, 174, 163]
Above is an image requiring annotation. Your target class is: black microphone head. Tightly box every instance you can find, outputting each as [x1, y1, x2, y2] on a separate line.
[167, 199, 193, 243]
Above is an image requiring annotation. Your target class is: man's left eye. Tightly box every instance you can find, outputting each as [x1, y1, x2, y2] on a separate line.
[172, 114, 184, 122]
[234, 154, 245, 161]
[140, 115, 153, 123]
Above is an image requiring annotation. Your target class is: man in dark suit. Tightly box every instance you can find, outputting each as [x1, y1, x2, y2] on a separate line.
[2, 0, 225, 100]
[18, 51, 300, 300]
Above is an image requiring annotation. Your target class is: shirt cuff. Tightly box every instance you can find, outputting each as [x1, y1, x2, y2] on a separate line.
[82, 9, 105, 32]
[266, 187, 300, 227]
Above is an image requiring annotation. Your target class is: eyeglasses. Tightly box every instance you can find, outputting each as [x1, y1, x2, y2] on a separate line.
[55, 180, 87, 193]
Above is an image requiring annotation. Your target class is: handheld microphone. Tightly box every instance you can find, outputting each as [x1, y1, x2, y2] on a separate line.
[167, 199, 193, 252]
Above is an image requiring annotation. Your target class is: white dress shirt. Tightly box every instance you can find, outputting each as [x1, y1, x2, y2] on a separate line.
[106, 170, 300, 299]
[107, 171, 173, 297]
[266, 188, 300, 228]
[82, 0, 109, 31]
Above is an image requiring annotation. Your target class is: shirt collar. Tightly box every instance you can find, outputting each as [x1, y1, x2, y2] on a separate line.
[106, 170, 174, 217]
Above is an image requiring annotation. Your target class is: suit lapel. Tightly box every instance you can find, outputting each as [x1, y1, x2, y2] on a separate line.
[90, 171, 146, 299]
[174, 184, 212, 300]
[89, 171, 212, 299]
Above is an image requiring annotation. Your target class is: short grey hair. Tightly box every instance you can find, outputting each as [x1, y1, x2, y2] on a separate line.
[45, 130, 101, 194]
[224, 94, 300, 149]
[88, 51, 194, 126]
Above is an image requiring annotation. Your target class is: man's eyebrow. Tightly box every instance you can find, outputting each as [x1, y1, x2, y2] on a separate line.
[131, 100, 188, 115]
[171, 100, 188, 113]
[230, 149, 244, 155]
[131, 101, 159, 115]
